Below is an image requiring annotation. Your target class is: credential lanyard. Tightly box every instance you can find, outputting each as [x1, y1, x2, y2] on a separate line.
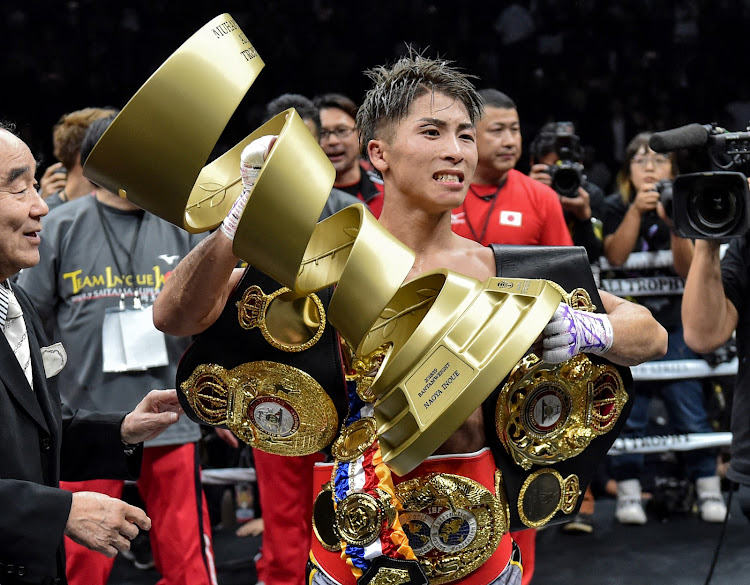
[95, 201, 145, 307]
[464, 183, 502, 244]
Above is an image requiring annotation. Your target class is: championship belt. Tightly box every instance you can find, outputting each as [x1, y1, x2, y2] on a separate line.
[176, 266, 346, 456]
[311, 449, 514, 585]
[487, 245, 634, 530]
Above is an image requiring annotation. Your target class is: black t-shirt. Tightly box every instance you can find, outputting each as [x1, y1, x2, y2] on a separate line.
[602, 194, 672, 253]
[602, 194, 681, 328]
[721, 233, 750, 483]
[566, 179, 605, 263]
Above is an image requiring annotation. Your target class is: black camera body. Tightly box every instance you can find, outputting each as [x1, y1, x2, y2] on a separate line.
[649, 124, 750, 239]
[655, 178, 673, 218]
[546, 121, 584, 197]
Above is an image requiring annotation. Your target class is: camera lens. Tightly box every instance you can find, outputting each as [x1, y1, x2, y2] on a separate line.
[687, 180, 741, 236]
[552, 167, 581, 197]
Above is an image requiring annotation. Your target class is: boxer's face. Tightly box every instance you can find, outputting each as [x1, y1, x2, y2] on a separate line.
[368, 90, 477, 213]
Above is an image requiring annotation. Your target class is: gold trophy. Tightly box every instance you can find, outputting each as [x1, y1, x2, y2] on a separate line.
[83, 14, 582, 476]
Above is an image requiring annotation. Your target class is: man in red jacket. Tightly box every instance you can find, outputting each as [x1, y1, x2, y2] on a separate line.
[451, 89, 572, 248]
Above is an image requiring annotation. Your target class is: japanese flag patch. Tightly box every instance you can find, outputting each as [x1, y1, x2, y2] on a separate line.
[499, 210, 523, 226]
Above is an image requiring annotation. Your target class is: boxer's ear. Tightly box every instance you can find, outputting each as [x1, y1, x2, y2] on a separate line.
[367, 139, 389, 174]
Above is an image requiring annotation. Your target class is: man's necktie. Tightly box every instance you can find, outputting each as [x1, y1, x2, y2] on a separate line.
[0, 281, 9, 330]
[2, 284, 33, 390]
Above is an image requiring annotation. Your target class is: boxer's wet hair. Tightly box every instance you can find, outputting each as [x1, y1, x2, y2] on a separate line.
[357, 48, 483, 151]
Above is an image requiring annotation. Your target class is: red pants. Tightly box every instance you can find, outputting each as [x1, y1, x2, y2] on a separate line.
[253, 449, 324, 585]
[62, 443, 217, 585]
[510, 529, 536, 585]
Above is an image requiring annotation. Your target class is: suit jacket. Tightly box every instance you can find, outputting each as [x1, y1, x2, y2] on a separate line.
[0, 285, 140, 584]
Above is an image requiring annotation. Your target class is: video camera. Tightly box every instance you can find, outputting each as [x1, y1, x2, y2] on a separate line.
[655, 178, 673, 218]
[546, 122, 585, 198]
[649, 123, 750, 239]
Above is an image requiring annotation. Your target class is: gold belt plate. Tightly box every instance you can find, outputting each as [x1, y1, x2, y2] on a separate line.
[312, 484, 397, 552]
[235, 284, 326, 353]
[331, 417, 378, 462]
[517, 469, 580, 528]
[395, 473, 508, 585]
[181, 361, 337, 456]
[496, 353, 629, 470]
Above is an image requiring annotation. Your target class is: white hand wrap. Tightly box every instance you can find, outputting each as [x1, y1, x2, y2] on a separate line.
[220, 135, 276, 241]
[542, 302, 614, 364]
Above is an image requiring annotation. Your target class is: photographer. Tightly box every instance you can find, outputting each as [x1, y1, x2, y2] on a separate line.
[683, 223, 750, 517]
[602, 132, 727, 525]
[604, 133, 694, 275]
[529, 122, 606, 263]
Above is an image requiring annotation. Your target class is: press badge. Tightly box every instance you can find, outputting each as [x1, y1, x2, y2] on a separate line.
[102, 293, 169, 372]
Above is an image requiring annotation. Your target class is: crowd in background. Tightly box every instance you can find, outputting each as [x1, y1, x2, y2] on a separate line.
[2, 0, 747, 580]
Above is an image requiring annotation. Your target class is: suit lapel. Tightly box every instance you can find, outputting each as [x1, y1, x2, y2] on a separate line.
[0, 331, 49, 431]
[24, 314, 57, 436]
[2, 287, 52, 433]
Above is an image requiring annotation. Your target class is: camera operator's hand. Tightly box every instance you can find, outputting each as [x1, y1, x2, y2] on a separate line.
[558, 186, 592, 221]
[655, 200, 674, 229]
[632, 183, 660, 214]
[529, 163, 552, 187]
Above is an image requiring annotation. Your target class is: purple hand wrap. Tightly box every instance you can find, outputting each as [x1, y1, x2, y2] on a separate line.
[542, 302, 614, 363]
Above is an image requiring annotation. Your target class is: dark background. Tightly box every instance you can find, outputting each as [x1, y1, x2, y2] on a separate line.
[4, 0, 750, 193]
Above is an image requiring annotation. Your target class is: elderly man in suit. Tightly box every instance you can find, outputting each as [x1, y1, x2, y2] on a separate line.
[0, 123, 183, 585]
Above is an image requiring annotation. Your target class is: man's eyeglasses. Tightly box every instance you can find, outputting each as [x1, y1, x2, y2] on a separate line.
[631, 154, 671, 168]
[320, 126, 356, 141]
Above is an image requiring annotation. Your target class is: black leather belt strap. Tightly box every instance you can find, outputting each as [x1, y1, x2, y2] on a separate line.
[487, 244, 634, 530]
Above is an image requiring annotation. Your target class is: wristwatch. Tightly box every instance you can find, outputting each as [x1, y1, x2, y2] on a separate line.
[122, 440, 140, 456]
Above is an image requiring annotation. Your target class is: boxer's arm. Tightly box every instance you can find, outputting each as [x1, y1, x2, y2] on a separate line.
[153, 136, 276, 337]
[599, 290, 667, 366]
[153, 233, 244, 336]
